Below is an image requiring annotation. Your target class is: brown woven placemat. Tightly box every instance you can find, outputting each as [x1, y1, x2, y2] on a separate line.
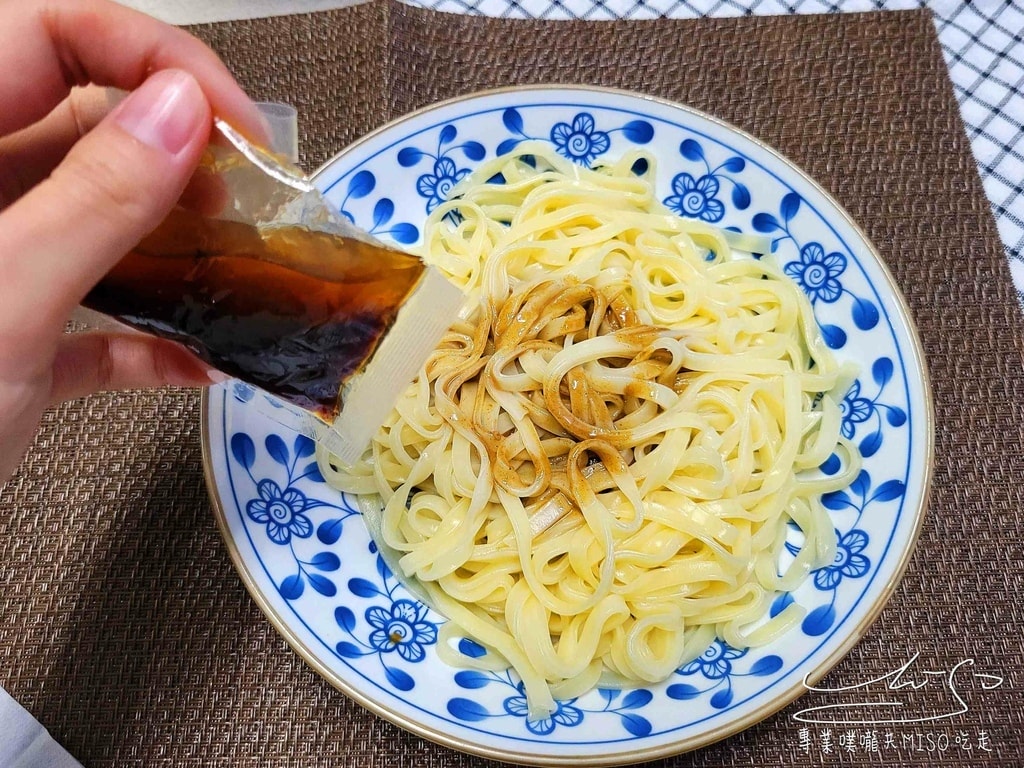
[2, 3, 1022, 766]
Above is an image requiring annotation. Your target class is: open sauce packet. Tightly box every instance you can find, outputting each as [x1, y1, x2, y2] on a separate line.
[83, 119, 462, 465]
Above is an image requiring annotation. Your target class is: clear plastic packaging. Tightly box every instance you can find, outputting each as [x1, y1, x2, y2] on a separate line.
[83, 118, 462, 465]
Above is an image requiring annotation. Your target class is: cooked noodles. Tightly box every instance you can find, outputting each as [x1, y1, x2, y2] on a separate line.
[318, 143, 860, 717]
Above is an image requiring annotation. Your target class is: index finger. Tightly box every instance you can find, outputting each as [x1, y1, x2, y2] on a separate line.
[0, 0, 266, 143]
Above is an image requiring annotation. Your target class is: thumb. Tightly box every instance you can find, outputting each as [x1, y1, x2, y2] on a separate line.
[0, 69, 211, 337]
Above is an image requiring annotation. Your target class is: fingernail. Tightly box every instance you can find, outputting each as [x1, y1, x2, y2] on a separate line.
[206, 368, 232, 385]
[113, 70, 205, 156]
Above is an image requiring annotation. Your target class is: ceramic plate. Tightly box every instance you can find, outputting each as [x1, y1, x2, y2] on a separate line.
[202, 86, 933, 764]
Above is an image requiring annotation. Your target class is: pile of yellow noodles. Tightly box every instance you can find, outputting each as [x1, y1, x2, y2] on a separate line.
[319, 144, 860, 717]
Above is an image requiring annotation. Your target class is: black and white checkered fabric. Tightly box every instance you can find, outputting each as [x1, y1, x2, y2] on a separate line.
[410, 0, 1024, 303]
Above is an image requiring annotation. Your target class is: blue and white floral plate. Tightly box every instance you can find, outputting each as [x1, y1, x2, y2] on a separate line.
[202, 86, 933, 764]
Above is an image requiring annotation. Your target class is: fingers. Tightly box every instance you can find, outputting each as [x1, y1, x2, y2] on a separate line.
[0, 0, 265, 143]
[0, 69, 211, 357]
[48, 330, 220, 404]
[0, 85, 115, 209]
[0, 85, 228, 215]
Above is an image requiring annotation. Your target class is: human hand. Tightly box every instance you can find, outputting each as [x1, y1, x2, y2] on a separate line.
[0, 0, 267, 480]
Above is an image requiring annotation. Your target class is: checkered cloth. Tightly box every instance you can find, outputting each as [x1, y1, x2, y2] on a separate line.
[410, 0, 1024, 304]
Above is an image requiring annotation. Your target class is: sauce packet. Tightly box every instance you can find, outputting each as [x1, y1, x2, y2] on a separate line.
[83, 118, 463, 466]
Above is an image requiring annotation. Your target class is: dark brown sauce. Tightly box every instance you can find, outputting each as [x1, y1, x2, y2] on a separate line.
[84, 208, 426, 420]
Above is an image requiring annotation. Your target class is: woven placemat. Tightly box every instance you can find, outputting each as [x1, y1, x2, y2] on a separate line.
[2, 2, 1022, 765]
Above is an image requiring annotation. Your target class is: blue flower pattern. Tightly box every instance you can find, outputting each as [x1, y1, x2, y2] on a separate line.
[784, 242, 847, 303]
[334, 541, 439, 692]
[785, 457, 906, 636]
[495, 108, 653, 167]
[665, 172, 725, 222]
[417, 157, 470, 212]
[505, 683, 584, 735]
[814, 530, 870, 590]
[840, 380, 873, 439]
[367, 600, 438, 662]
[752, 190, 880, 347]
[550, 113, 610, 166]
[664, 139, 750, 223]
[680, 639, 747, 679]
[447, 666, 654, 737]
[836, 357, 908, 457]
[396, 123, 485, 214]
[225, 104, 916, 743]
[668, 641, 783, 710]
[230, 431, 354, 601]
[246, 479, 313, 544]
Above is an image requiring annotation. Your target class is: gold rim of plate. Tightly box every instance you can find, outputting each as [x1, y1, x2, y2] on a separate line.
[200, 84, 936, 765]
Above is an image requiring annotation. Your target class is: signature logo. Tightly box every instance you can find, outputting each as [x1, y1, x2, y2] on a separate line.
[794, 652, 1004, 725]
